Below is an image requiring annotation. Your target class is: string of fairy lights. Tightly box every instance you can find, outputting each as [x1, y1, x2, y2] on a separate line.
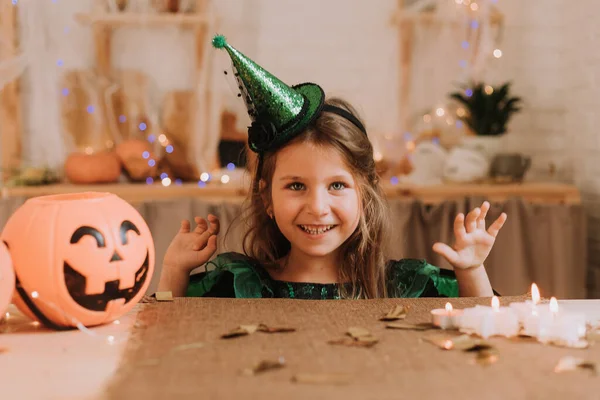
[16, 0, 503, 189]
[386, 0, 503, 185]
[31, 0, 235, 189]
[423, 0, 503, 131]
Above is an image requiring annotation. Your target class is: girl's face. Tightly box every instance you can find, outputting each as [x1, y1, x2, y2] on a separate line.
[269, 141, 361, 259]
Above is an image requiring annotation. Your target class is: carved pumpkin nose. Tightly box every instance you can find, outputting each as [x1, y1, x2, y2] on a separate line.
[110, 251, 123, 262]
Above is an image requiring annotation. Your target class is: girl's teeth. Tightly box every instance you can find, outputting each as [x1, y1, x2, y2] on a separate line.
[300, 225, 334, 234]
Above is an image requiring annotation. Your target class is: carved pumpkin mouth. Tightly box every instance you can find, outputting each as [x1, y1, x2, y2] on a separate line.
[63, 251, 150, 312]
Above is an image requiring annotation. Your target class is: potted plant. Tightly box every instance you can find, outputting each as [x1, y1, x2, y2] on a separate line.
[449, 81, 522, 158]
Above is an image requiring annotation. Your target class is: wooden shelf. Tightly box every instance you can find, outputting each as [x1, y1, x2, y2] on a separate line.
[2, 182, 248, 205]
[74, 12, 211, 29]
[2, 182, 581, 205]
[389, 182, 581, 205]
[391, 10, 504, 26]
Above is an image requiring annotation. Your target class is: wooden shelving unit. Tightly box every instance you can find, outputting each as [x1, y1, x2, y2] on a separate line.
[75, 0, 214, 79]
[73, 0, 220, 173]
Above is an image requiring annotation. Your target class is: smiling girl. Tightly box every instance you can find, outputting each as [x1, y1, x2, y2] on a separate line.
[157, 36, 506, 300]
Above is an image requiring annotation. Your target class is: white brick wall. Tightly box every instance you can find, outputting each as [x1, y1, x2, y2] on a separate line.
[562, 0, 600, 297]
[487, 0, 569, 181]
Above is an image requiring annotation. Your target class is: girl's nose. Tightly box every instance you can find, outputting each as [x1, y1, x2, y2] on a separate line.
[306, 188, 330, 216]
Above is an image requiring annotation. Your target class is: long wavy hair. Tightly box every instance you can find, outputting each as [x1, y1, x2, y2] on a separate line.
[236, 97, 391, 298]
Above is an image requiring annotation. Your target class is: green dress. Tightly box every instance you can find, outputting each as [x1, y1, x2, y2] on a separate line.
[186, 252, 459, 299]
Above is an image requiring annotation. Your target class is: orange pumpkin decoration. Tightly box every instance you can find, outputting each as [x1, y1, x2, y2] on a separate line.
[64, 151, 122, 184]
[0, 192, 155, 329]
[115, 139, 158, 181]
[0, 241, 15, 317]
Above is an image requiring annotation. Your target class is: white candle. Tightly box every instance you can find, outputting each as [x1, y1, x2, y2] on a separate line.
[459, 296, 520, 339]
[522, 297, 587, 345]
[509, 283, 543, 323]
[431, 302, 463, 330]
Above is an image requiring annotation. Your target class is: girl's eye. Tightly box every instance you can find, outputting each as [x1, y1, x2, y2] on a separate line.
[331, 182, 346, 191]
[288, 182, 304, 191]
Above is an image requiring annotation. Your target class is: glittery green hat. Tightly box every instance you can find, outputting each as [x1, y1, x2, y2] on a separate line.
[212, 34, 325, 154]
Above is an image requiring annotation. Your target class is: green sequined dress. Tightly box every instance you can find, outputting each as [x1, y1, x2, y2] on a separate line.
[186, 252, 459, 299]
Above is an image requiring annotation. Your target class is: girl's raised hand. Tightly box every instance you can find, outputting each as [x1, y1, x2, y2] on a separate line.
[162, 214, 220, 274]
[432, 202, 506, 270]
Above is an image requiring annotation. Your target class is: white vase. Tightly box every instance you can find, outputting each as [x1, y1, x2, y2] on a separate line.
[443, 147, 490, 183]
[459, 135, 505, 160]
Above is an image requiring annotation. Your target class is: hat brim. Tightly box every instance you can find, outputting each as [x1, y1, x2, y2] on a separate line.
[266, 83, 325, 151]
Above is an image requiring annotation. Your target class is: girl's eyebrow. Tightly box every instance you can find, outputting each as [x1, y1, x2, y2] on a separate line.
[278, 174, 351, 181]
[279, 175, 302, 181]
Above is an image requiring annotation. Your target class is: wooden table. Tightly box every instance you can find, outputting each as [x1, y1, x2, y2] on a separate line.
[1, 299, 599, 399]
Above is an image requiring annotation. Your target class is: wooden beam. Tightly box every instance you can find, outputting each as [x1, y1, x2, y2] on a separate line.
[398, 19, 414, 134]
[0, 0, 23, 181]
[93, 25, 112, 78]
[192, 0, 220, 171]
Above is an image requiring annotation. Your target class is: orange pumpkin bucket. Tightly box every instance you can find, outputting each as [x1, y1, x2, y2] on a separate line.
[0, 241, 15, 317]
[1, 192, 155, 329]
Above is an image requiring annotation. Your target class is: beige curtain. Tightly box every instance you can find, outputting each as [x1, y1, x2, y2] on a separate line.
[0, 196, 587, 299]
[386, 197, 587, 299]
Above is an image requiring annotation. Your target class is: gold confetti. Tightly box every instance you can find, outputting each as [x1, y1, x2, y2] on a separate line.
[452, 335, 492, 351]
[221, 324, 296, 338]
[140, 295, 156, 304]
[472, 348, 499, 366]
[257, 324, 296, 333]
[154, 291, 174, 302]
[380, 305, 409, 321]
[554, 356, 596, 375]
[347, 327, 372, 339]
[242, 357, 286, 376]
[329, 327, 379, 348]
[221, 325, 258, 339]
[386, 322, 435, 331]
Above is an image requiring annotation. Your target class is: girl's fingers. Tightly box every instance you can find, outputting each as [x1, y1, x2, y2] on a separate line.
[179, 219, 191, 233]
[454, 213, 467, 240]
[487, 213, 507, 238]
[465, 208, 480, 233]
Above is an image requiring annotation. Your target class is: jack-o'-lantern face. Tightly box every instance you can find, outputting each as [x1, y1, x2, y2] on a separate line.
[0, 192, 155, 329]
[64, 221, 150, 312]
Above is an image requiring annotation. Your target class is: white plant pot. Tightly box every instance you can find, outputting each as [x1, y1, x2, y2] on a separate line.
[443, 147, 490, 183]
[459, 135, 505, 160]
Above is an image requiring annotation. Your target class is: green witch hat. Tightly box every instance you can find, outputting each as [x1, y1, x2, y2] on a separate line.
[212, 34, 325, 154]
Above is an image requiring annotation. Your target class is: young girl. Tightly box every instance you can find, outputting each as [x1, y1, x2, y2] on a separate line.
[157, 36, 506, 300]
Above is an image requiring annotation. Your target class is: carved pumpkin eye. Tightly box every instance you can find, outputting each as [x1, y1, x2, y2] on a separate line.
[70, 226, 105, 247]
[120, 220, 140, 245]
